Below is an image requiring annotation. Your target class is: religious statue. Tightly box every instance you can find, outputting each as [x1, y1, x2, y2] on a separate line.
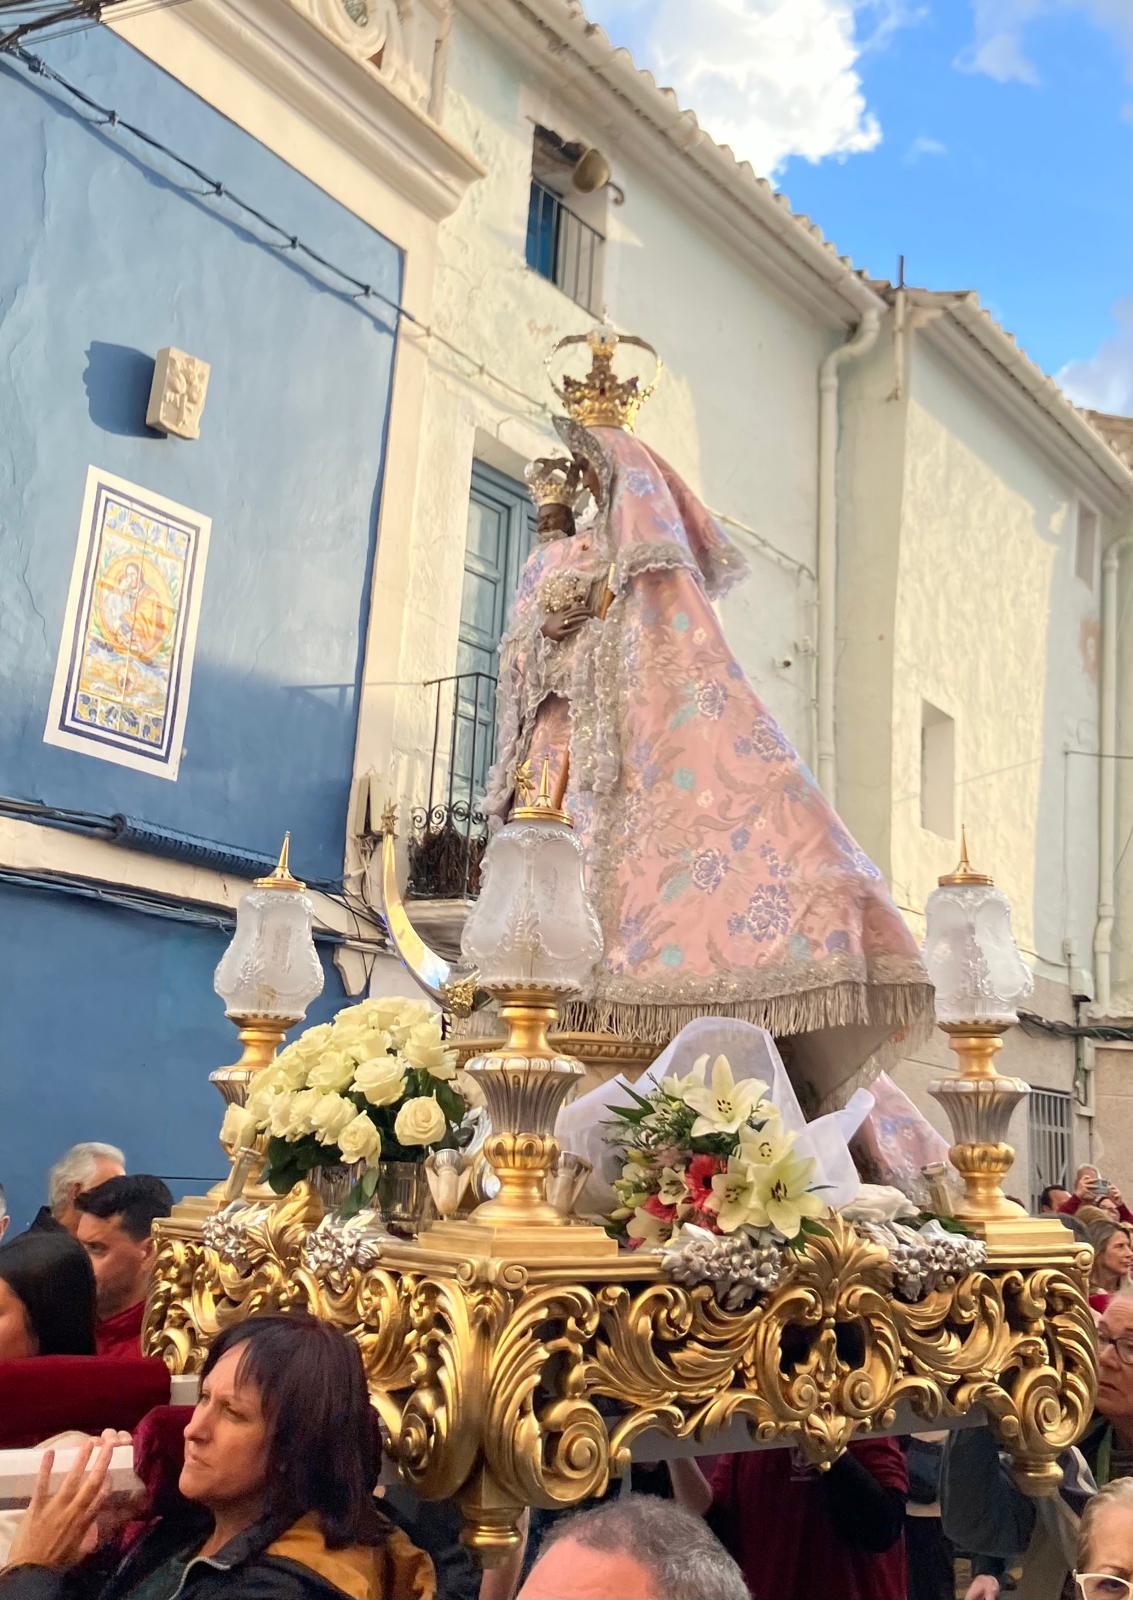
[478, 329, 933, 1104]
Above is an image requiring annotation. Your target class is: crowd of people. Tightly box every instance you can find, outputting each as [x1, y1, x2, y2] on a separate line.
[2, 1146, 1133, 1600]
[0, 1145, 172, 1363]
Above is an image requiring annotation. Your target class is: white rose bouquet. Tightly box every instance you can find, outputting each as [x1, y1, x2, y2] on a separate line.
[606, 1053, 829, 1251]
[238, 996, 472, 1209]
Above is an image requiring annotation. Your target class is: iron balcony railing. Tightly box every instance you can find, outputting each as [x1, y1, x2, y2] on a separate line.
[525, 179, 604, 315]
[406, 671, 497, 902]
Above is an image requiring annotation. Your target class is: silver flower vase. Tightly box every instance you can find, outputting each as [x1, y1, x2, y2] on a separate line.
[373, 1160, 436, 1235]
[309, 1159, 435, 1234]
[309, 1161, 366, 1210]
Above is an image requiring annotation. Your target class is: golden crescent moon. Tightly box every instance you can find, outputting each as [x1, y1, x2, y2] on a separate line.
[380, 829, 484, 1016]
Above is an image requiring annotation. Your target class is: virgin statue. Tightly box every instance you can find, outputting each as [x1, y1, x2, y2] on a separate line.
[478, 329, 933, 1105]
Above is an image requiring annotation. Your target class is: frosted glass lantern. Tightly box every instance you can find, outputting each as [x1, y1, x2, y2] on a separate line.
[214, 836, 324, 1020]
[461, 810, 602, 996]
[922, 840, 1032, 1028]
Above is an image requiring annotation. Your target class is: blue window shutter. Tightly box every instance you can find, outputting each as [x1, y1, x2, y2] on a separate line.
[454, 462, 534, 799]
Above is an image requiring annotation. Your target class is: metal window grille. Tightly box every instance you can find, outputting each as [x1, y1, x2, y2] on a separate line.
[525, 180, 604, 313]
[1028, 1088, 1073, 1209]
[406, 672, 497, 902]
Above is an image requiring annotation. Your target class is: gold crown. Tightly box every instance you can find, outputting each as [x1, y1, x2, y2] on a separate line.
[547, 327, 662, 432]
[524, 454, 583, 509]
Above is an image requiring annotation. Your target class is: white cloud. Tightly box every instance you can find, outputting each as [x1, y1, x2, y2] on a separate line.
[584, 0, 920, 177]
[957, 1, 1133, 87]
[904, 134, 948, 163]
[1058, 298, 1133, 416]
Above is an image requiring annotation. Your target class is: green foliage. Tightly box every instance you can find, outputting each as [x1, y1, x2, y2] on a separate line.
[338, 1167, 379, 1220]
[264, 1133, 342, 1194]
[916, 1210, 974, 1236]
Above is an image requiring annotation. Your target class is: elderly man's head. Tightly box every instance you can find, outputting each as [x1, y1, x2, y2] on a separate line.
[518, 1496, 748, 1600]
[48, 1142, 125, 1236]
[1097, 1294, 1133, 1436]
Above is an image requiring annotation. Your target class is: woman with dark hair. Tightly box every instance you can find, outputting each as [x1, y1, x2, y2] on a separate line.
[0, 1232, 96, 1358]
[0, 1313, 434, 1600]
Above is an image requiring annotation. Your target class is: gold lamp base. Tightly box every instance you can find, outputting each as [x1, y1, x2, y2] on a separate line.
[428, 990, 618, 1263]
[210, 1011, 300, 1103]
[930, 1024, 1036, 1231]
[204, 1011, 300, 1209]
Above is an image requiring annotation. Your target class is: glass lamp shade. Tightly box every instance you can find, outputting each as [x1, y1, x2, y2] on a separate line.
[460, 815, 603, 995]
[922, 878, 1033, 1028]
[214, 884, 324, 1019]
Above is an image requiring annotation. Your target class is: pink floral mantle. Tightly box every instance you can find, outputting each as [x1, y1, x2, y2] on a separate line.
[481, 426, 932, 1101]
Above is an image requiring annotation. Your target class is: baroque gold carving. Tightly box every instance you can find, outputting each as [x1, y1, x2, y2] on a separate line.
[145, 1204, 1097, 1562]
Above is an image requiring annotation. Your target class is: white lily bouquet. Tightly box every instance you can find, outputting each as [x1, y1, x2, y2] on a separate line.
[608, 1052, 830, 1251]
[221, 996, 475, 1208]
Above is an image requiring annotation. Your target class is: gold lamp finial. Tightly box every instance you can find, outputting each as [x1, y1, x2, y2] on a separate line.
[546, 327, 662, 432]
[255, 833, 306, 892]
[512, 756, 571, 826]
[939, 825, 993, 888]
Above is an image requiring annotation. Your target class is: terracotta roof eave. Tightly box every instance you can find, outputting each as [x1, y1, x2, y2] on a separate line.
[467, 0, 883, 319]
[894, 287, 1133, 500]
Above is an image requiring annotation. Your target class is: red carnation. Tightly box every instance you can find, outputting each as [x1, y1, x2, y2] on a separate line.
[686, 1153, 726, 1211]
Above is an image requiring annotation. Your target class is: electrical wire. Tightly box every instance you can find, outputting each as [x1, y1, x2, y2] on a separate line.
[0, 0, 196, 50]
[3, 42, 812, 579]
[2, 44, 551, 419]
[0, 794, 391, 952]
[1018, 1010, 1133, 1044]
[0, 861, 390, 952]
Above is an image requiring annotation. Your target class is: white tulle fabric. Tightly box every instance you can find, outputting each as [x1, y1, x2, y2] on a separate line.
[555, 1017, 872, 1221]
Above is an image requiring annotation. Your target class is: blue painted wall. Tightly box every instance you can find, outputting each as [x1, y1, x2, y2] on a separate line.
[0, 30, 401, 874]
[0, 31, 403, 1223]
[0, 885, 349, 1228]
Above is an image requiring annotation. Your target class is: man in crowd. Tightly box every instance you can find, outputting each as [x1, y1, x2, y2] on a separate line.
[74, 1174, 173, 1358]
[943, 1290, 1133, 1597]
[26, 1142, 124, 1236]
[1058, 1165, 1133, 1225]
[518, 1495, 748, 1600]
[1039, 1185, 1072, 1215]
[668, 1433, 907, 1600]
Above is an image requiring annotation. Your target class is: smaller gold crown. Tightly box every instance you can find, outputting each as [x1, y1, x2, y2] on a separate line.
[547, 327, 662, 432]
[524, 454, 583, 509]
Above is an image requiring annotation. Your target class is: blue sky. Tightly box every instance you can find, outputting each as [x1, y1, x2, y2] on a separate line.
[585, 1, 1133, 412]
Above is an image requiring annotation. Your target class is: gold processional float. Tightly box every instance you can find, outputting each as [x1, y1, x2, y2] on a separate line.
[144, 332, 1097, 1563]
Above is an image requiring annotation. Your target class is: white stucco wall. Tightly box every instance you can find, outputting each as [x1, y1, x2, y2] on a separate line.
[1112, 549, 1133, 1012]
[887, 337, 1100, 981]
[835, 329, 908, 879]
[360, 8, 850, 815]
[836, 327, 1108, 1190]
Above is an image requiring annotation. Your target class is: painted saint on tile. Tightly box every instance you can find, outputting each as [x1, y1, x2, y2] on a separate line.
[44, 466, 211, 780]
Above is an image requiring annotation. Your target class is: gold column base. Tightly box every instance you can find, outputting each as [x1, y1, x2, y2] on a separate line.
[972, 1212, 1086, 1264]
[930, 1024, 1030, 1224]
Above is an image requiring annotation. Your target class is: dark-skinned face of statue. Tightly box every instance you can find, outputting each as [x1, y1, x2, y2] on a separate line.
[576, 457, 601, 503]
[538, 503, 575, 539]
